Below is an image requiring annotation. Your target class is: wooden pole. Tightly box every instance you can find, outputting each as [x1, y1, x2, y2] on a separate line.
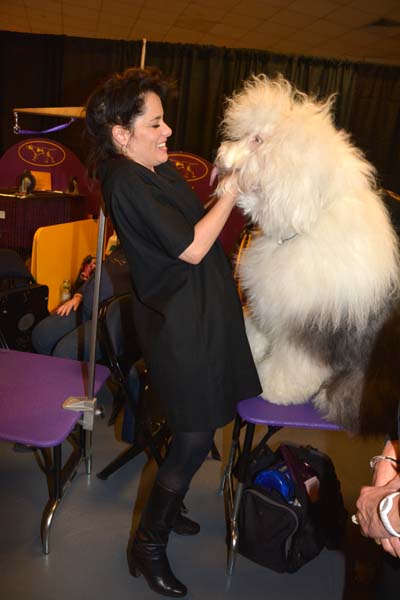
[140, 38, 147, 68]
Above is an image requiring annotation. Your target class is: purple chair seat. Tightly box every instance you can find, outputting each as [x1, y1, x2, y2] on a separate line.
[237, 396, 341, 431]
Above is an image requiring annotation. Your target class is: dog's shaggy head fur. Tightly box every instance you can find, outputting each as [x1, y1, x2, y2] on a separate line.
[214, 74, 400, 433]
[217, 75, 378, 233]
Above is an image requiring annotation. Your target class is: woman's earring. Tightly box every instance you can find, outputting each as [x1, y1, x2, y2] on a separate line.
[121, 144, 128, 155]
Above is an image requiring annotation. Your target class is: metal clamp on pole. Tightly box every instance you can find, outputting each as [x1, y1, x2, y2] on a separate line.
[63, 395, 98, 431]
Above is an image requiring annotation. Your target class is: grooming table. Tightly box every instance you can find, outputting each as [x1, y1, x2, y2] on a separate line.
[0, 349, 109, 554]
[219, 396, 342, 576]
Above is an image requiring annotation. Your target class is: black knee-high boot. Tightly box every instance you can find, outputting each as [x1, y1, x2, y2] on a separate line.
[128, 481, 187, 598]
[173, 508, 200, 535]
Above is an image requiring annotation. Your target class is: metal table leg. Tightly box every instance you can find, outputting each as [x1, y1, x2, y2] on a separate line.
[40, 444, 62, 554]
[38, 428, 84, 554]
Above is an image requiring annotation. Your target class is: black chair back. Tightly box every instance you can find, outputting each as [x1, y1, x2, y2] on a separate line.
[96, 293, 169, 480]
[0, 249, 34, 289]
[98, 292, 141, 387]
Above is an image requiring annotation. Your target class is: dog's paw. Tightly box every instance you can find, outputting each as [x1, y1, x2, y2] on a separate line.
[257, 343, 330, 405]
[258, 366, 310, 405]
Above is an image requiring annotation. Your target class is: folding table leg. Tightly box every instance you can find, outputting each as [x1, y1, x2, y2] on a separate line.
[38, 429, 84, 554]
[97, 441, 147, 480]
[40, 444, 62, 555]
[84, 429, 93, 475]
[218, 414, 242, 495]
[227, 479, 243, 576]
[226, 421, 255, 576]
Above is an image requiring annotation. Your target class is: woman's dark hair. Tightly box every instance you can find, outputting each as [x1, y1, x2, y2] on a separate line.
[85, 66, 173, 176]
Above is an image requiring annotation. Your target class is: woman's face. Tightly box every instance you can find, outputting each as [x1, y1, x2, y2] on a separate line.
[125, 91, 172, 171]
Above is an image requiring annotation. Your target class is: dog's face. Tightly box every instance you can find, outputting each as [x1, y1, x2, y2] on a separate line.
[215, 75, 370, 236]
[215, 77, 291, 219]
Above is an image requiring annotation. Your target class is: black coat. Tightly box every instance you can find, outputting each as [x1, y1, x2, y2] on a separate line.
[100, 157, 261, 431]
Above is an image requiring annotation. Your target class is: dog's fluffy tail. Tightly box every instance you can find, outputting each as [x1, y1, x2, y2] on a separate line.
[313, 306, 400, 436]
[313, 370, 366, 434]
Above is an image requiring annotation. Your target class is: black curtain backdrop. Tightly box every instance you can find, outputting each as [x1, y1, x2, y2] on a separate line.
[1, 30, 400, 192]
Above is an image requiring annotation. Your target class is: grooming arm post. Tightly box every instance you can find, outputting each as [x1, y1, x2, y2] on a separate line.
[62, 206, 107, 432]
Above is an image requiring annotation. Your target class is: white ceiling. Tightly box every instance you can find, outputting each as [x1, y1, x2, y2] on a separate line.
[1, 0, 400, 66]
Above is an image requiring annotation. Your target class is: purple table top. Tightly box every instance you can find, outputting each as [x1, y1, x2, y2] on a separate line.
[238, 396, 342, 431]
[0, 349, 109, 447]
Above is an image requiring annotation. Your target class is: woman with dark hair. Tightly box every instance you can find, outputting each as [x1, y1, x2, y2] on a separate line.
[85, 67, 261, 598]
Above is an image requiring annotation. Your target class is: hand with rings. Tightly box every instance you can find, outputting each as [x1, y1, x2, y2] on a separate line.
[355, 483, 400, 558]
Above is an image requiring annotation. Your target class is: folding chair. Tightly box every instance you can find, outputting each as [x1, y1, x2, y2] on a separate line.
[95, 293, 170, 480]
[0, 249, 49, 351]
[219, 395, 343, 576]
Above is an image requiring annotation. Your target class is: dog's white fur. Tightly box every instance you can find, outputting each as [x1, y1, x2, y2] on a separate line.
[215, 74, 400, 433]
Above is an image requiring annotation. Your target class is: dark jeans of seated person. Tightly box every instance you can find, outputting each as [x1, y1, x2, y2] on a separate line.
[31, 243, 132, 361]
[31, 310, 102, 361]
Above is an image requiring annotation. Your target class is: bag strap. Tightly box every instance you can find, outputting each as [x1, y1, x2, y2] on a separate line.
[279, 444, 314, 505]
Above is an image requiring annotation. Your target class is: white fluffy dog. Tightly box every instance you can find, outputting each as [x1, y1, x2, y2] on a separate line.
[214, 74, 400, 434]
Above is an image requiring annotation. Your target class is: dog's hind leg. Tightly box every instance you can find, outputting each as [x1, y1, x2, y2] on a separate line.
[313, 371, 364, 433]
[257, 338, 331, 405]
[314, 364, 400, 435]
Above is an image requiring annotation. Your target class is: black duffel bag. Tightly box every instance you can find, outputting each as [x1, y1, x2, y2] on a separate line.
[237, 442, 347, 573]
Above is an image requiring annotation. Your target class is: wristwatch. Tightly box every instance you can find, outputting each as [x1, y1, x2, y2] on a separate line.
[379, 491, 400, 537]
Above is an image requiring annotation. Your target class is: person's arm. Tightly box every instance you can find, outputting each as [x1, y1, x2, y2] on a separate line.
[56, 293, 83, 317]
[372, 439, 400, 487]
[179, 185, 237, 265]
[355, 439, 400, 557]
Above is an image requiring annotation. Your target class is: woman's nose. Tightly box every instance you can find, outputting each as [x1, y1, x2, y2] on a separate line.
[164, 122, 172, 137]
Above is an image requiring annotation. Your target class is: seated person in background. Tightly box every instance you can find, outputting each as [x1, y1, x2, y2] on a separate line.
[31, 244, 132, 361]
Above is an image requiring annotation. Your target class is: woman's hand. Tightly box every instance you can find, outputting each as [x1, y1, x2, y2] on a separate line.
[355, 440, 400, 558]
[356, 480, 400, 558]
[56, 294, 82, 317]
[213, 170, 240, 199]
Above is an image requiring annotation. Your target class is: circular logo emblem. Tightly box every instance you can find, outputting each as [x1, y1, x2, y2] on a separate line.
[169, 152, 210, 183]
[18, 139, 66, 167]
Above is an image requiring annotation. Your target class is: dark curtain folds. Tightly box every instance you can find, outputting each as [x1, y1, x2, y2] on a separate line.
[1, 31, 400, 192]
[0, 32, 64, 151]
[58, 37, 142, 159]
[0, 32, 142, 163]
[349, 65, 400, 192]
